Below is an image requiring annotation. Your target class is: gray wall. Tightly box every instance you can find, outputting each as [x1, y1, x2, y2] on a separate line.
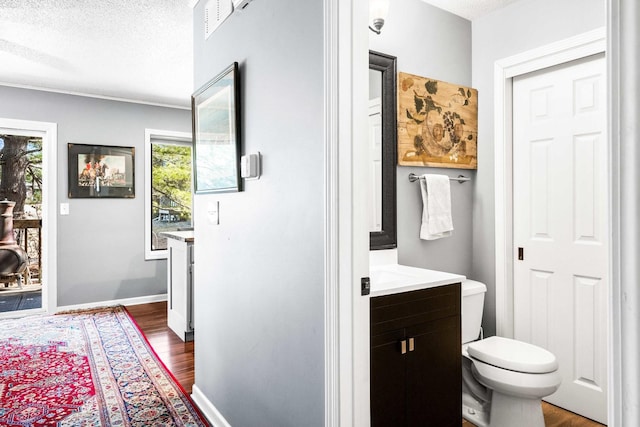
[191, 1, 325, 426]
[471, 0, 606, 336]
[0, 85, 191, 306]
[370, 0, 474, 276]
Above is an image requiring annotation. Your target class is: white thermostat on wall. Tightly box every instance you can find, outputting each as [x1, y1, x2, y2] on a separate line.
[241, 152, 261, 180]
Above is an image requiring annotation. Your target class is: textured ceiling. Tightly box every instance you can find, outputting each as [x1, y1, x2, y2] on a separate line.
[0, 0, 518, 110]
[420, 0, 521, 20]
[0, 0, 193, 108]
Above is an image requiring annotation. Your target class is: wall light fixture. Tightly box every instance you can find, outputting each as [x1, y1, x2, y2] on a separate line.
[369, 0, 390, 34]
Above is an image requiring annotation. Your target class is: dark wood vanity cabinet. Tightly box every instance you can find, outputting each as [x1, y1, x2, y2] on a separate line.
[370, 283, 461, 427]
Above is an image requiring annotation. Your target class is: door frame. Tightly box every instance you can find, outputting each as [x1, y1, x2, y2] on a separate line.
[324, 0, 370, 426]
[493, 27, 606, 338]
[494, 26, 609, 419]
[0, 118, 58, 316]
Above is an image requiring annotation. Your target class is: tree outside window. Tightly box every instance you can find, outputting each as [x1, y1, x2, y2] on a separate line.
[150, 142, 192, 252]
[0, 134, 42, 217]
[0, 134, 43, 283]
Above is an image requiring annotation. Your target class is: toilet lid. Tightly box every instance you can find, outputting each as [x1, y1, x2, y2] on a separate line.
[467, 336, 558, 374]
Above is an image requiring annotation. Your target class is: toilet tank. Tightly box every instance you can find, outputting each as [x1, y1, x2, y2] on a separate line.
[462, 280, 487, 344]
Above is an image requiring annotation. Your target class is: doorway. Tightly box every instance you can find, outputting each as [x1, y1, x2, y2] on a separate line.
[0, 119, 57, 317]
[512, 54, 608, 424]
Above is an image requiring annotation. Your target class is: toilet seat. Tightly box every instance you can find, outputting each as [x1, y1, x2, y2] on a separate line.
[467, 336, 558, 374]
[470, 358, 562, 399]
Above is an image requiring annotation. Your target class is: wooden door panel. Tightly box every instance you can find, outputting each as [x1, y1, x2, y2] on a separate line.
[405, 316, 461, 427]
[371, 328, 406, 427]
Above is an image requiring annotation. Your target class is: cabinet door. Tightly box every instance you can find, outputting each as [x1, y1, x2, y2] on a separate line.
[371, 328, 406, 427]
[167, 240, 193, 341]
[405, 316, 461, 427]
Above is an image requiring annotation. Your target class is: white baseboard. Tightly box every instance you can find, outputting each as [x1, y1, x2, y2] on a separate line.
[191, 384, 232, 427]
[56, 293, 167, 313]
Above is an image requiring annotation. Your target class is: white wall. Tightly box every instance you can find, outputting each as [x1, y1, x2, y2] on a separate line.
[0, 86, 191, 306]
[191, 1, 325, 426]
[370, 0, 474, 276]
[471, 0, 606, 336]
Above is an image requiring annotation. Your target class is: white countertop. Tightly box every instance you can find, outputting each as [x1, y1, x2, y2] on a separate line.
[159, 230, 194, 243]
[369, 264, 465, 297]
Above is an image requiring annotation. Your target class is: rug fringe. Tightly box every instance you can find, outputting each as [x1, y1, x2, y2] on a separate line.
[55, 304, 124, 315]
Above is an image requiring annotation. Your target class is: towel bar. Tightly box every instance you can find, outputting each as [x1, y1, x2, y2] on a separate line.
[408, 173, 470, 184]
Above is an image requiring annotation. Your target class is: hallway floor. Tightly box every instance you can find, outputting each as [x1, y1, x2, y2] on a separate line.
[126, 301, 605, 426]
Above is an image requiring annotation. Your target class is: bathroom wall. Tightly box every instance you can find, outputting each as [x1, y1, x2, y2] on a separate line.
[191, 1, 325, 426]
[0, 85, 191, 306]
[369, 0, 474, 276]
[471, 0, 606, 336]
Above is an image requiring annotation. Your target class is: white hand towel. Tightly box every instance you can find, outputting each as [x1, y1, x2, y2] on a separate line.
[419, 174, 453, 240]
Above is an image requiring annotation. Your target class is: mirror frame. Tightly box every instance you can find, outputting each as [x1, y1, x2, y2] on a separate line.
[369, 50, 397, 250]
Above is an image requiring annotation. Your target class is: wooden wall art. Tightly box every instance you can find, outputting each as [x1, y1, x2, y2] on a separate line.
[397, 72, 478, 169]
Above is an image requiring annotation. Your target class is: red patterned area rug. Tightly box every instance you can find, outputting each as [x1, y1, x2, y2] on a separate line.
[0, 306, 209, 426]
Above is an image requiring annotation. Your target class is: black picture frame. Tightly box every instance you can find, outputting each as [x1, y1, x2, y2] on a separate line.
[370, 51, 398, 250]
[68, 143, 135, 198]
[192, 62, 242, 194]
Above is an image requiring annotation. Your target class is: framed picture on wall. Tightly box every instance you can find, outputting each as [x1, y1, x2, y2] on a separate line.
[68, 143, 135, 198]
[192, 62, 242, 194]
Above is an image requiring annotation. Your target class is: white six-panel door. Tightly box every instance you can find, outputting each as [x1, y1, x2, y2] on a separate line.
[512, 54, 608, 424]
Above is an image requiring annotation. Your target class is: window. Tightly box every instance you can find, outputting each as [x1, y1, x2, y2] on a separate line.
[145, 129, 192, 260]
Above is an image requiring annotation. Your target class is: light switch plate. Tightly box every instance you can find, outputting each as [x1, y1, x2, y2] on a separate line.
[60, 203, 70, 215]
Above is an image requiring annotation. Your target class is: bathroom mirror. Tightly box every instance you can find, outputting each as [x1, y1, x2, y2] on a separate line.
[369, 51, 397, 250]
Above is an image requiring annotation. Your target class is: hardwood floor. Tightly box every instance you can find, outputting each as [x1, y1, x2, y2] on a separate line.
[125, 301, 195, 394]
[462, 402, 605, 426]
[538, 402, 605, 427]
[126, 302, 605, 426]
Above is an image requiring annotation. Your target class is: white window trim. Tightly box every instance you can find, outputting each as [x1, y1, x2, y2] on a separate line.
[144, 128, 192, 260]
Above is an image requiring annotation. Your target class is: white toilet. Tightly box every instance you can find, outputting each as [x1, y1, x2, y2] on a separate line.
[461, 280, 562, 427]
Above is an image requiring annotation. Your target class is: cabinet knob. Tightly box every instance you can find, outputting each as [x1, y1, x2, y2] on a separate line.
[408, 337, 415, 352]
[400, 340, 407, 354]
